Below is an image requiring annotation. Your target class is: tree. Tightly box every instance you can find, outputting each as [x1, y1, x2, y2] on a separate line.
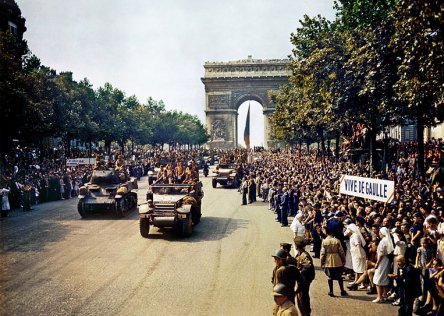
[0, 29, 28, 154]
[391, 0, 444, 175]
[334, 0, 398, 30]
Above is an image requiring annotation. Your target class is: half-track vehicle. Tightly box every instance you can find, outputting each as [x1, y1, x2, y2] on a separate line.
[212, 163, 239, 188]
[138, 181, 203, 238]
[77, 169, 138, 218]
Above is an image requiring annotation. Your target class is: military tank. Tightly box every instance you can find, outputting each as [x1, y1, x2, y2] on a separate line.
[77, 169, 138, 218]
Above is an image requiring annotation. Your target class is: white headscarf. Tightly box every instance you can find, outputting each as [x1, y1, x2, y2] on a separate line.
[346, 223, 366, 247]
[380, 227, 394, 254]
[295, 212, 304, 222]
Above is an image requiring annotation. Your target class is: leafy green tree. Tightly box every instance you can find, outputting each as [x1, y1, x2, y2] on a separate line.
[20, 58, 55, 145]
[0, 30, 27, 154]
[334, 0, 398, 30]
[342, 20, 400, 169]
[390, 0, 444, 175]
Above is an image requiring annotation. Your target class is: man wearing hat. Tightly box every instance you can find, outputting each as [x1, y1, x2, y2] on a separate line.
[272, 249, 289, 287]
[281, 243, 297, 266]
[294, 236, 315, 316]
[272, 247, 305, 308]
[272, 283, 299, 316]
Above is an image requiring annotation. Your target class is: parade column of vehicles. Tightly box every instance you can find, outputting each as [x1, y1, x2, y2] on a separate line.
[138, 180, 203, 238]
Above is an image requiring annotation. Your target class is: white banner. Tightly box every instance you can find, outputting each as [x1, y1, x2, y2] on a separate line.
[66, 158, 95, 166]
[339, 175, 395, 203]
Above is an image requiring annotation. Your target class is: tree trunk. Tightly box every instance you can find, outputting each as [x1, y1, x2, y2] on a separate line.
[318, 127, 326, 157]
[66, 133, 72, 158]
[105, 140, 111, 155]
[335, 130, 340, 161]
[369, 116, 378, 174]
[119, 140, 125, 155]
[417, 113, 425, 177]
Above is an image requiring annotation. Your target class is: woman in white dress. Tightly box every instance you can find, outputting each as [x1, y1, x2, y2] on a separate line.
[372, 227, 394, 303]
[1, 187, 11, 217]
[346, 223, 366, 290]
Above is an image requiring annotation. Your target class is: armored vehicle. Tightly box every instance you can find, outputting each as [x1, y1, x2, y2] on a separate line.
[77, 169, 138, 218]
[138, 181, 203, 238]
[212, 163, 239, 188]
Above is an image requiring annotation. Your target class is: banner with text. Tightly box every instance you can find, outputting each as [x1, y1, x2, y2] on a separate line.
[339, 175, 395, 203]
[66, 158, 95, 166]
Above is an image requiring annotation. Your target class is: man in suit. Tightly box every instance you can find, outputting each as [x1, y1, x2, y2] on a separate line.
[280, 186, 290, 227]
[275, 183, 284, 223]
[389, 255, 421, 316]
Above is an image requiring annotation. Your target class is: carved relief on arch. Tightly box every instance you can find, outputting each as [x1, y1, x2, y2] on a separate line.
[208, 94, 230, 109]
[211, 119, 226, 141]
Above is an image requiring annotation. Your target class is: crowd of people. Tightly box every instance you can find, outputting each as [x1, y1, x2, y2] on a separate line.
[0, 144, 212, 217]
[3, 138, 444, 315]
[225, 139, 444, 315]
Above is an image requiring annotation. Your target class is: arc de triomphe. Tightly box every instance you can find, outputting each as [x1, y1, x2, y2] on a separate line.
[201, 57, 290, 149]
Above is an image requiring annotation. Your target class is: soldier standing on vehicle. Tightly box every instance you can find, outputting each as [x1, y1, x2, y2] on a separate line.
[115, 155, 125, 171]
[191, 160, 199, 181]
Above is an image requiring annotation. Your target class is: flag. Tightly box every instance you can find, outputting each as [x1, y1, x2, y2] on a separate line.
[244, 104, 250, 149]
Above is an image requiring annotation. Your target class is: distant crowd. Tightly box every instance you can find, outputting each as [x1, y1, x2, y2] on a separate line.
[0, 145, 213, 215]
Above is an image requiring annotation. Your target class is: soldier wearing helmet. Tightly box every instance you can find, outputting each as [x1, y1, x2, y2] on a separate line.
[115, 155, 125, 172]
[272, 283, 299, 316]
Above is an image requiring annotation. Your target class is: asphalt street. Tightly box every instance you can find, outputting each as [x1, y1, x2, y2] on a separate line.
[0, 169, 395, 316]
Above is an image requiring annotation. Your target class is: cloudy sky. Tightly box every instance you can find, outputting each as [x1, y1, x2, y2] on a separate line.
[16, 0, 336, 146]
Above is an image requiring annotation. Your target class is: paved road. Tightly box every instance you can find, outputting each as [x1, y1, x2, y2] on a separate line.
[0, 170, 396, 316]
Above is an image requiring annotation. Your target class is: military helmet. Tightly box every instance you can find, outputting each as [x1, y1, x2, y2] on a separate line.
[272, 249, 287, 260]
[273, 283, 290, 297]
[294, 236, 306, 248]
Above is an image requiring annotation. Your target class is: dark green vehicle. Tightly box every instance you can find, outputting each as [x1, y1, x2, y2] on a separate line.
[77, 169, 138, 218]
[211, 163, 239, 188]
[138, 181, 203, 238]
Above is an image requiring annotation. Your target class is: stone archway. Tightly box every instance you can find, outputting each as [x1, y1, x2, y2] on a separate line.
[201, 57, 290, 149]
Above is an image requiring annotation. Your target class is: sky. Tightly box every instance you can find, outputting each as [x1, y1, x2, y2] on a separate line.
[16, 0, 336, 147]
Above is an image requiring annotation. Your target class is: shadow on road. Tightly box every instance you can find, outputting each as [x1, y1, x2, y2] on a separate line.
[0, 217, 69, 254]
[77, 208, 139, 221]
[190, 216, 249, 242]
[138, 216, 249, 243]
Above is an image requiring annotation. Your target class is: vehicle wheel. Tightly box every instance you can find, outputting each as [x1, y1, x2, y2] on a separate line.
[181, 216, 193, 237]
[78, 199, 87, 218]
[139, 218, 150, 238]
[130, 194, 138, 210]
[115, 198, 126, 218]
[191, 204, 201, 225]
[212, 178, 217, 188]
